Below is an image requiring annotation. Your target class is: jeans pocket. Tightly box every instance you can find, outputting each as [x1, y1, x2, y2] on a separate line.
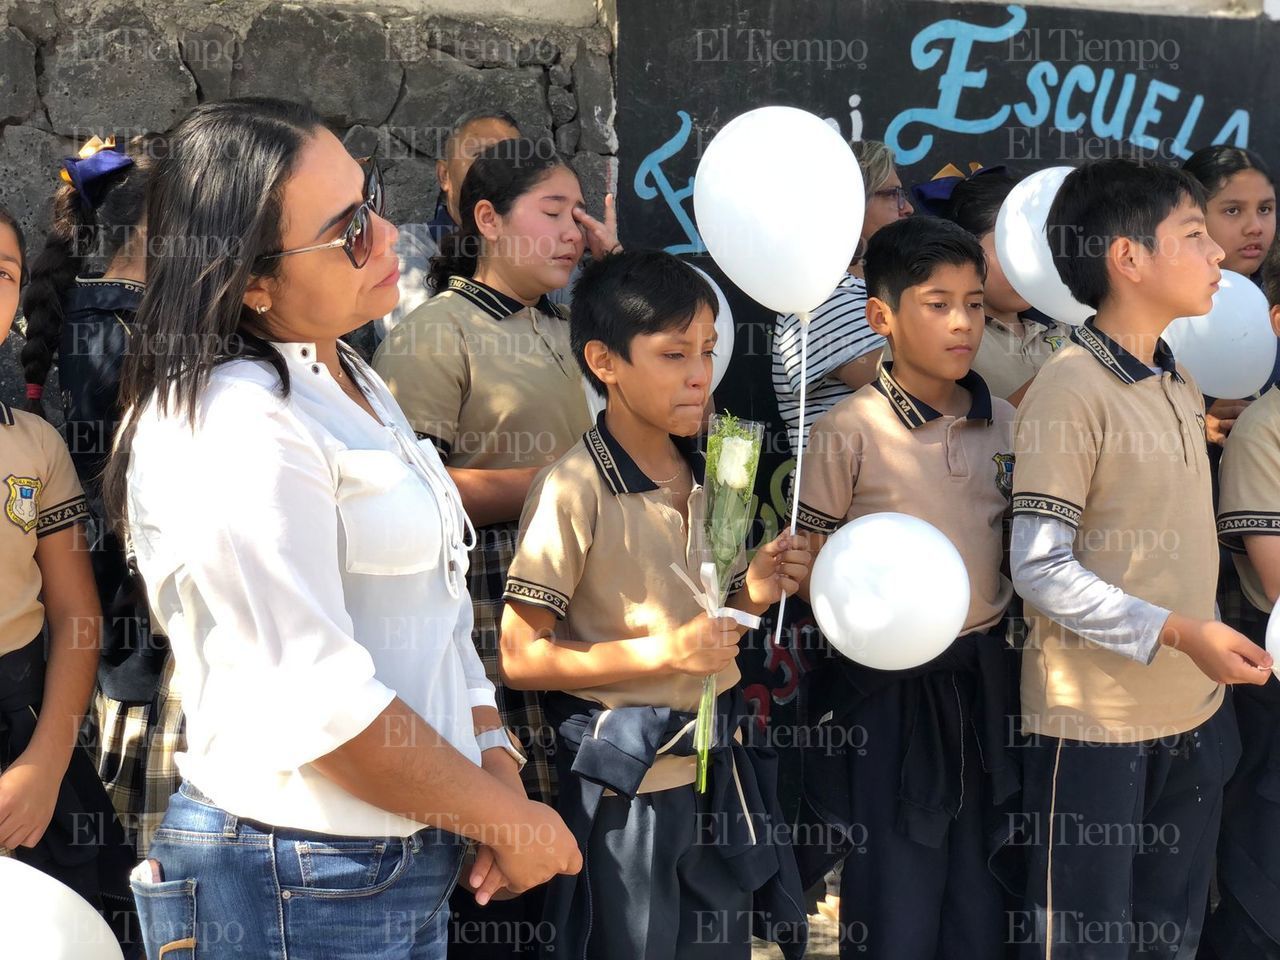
[130, 876, 196, 960]
[415, 833, 468, 931]
[277, 835, 411, 898]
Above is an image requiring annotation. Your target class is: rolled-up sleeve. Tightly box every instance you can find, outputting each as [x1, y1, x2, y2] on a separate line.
[142, 381, 395, 772]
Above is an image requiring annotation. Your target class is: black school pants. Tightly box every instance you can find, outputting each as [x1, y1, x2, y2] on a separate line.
[1014, 702, 1240, 959]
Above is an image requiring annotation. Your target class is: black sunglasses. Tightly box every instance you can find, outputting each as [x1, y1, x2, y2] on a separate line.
[261, 161, 385, 270]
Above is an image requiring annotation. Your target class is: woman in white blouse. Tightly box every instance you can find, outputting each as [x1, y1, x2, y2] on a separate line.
[103, 98, 580, 960]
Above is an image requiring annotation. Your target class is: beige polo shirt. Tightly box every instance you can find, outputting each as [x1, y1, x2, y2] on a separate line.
[373, 275, 591, 469]
[504, 417, 746, 793]
[796, 363, 1015, 636]
[1012, 322, 1222, 742]
[1, 401, 89, 654]
[1218, 384, 1280, 614]
[971, 314, 1071, 401]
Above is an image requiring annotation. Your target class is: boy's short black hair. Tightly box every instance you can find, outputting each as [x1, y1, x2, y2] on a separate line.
[864, 216, 986, 309]
[1047, 159, 1207, 309]
[1263, 255, 1280, 309]
[571, 249, 719, 399]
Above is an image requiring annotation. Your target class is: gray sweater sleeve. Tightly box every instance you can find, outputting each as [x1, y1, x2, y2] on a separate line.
[1010, 513, 1169, 665]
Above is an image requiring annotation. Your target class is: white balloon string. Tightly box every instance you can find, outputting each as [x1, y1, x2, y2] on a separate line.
[771, 309, 810, 649]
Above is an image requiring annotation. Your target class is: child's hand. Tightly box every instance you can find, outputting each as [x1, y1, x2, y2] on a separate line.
[465, 844, 514, 905]
[0, 757, 61, 850]
[744, 532, 813, 607]
[1161, 614, 1273, 685]
[666, 612, 741, 677]
[1205, 398, 1251, 445]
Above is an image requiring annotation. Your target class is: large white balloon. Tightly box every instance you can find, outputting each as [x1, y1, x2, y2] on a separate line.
[809, 513, 970, 671]
[688, 264, 735, 392]
[0, 858, 124, 959]
[1162, 270, 1275, 400]
[994, 166, 1093, 326]
[694, 106, 864, 315]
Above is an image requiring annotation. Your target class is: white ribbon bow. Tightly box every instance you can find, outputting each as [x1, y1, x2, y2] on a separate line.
[669, 561, 762, 630]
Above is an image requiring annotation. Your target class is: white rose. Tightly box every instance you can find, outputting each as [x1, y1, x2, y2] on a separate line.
[716, 436, 755, 490]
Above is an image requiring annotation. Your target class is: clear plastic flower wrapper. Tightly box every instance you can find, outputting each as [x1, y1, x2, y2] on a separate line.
[691, 413, 764, 792]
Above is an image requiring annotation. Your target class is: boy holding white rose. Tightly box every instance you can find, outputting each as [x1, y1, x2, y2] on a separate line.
[795, 217, 1019, 960]
[498, 250, 811, 959]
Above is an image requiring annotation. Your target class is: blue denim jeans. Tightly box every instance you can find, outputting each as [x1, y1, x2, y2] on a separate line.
[131, 782, 466, 959]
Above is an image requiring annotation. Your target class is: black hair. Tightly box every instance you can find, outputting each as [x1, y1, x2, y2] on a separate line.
[443, 109, 521, 158]
[1047, 159, 1207, 309]
[1182, 145, 1274, 198]
[103, 97, 327, 529]
[1262, 254, 1280, 309]
[863, 216, 987, 310]
[571, 249, 718, 398]
[938, 173, 1017, 238]
[427, 137, 570, 291]
[0, 206, 26, 284]
[20, 133, 162, 417]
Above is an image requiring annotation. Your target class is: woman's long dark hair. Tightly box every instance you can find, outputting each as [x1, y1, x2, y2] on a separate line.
[1182, 145, 1274, 198]
[20, 133, 161, 417]
[102, 97, 323, 528]
[427, 137, 571, 291]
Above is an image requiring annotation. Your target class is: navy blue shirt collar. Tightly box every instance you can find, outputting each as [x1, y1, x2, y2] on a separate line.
[871, 361, 994, 429]
[445, 275, 557, 322]
[584, 410, 704, 495]
[65, 275, 145, 315]
[1070, 319, 1183, 385]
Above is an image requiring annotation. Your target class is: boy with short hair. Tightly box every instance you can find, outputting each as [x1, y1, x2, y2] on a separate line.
[1201, 260, 1280, 959]
[795, 216, 1020, 960]
[499, 249, 811, 960]
[1010, 158, 1272, 959]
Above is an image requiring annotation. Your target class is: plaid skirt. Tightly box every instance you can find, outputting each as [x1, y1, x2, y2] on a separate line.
[88, 654, 185, 859]
[470, 521, 557, 804]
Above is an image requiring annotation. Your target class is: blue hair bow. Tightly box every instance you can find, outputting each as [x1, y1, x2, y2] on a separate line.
[60, 136, 134, 213]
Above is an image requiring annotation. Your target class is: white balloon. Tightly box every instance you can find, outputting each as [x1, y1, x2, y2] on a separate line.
[688, 264, 735, 392]
[0, 858, 124, 960]
[694, 106, 864, 315]
[809, 513, 970, 671]
[1266, 603, 1280, 682]
[582, 376, 606, 421]
[994, 166, 1093, 326]
[1162, 270, 1275, 400]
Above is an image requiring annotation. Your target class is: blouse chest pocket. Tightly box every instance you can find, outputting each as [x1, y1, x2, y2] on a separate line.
[334, 449, 443, 576]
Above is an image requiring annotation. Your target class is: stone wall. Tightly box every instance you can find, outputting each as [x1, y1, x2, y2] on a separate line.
[0, 0, 615, 407]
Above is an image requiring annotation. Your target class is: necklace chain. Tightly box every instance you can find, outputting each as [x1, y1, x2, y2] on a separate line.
[653, 460, 687, 485]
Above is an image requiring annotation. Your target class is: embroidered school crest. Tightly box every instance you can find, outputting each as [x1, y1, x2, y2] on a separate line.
[1043, 335, 1067, 352]
[4, 475, 41, 533]
[992, 453, 1015, 497]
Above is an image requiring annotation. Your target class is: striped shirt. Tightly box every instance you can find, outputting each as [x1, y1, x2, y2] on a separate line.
[772, 273, 884, 454]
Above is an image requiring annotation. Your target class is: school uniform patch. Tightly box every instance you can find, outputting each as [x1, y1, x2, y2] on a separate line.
[5, 475, 41, 533]
[993, 453, 1015, 497]
[1043, 335, 1067, 352]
